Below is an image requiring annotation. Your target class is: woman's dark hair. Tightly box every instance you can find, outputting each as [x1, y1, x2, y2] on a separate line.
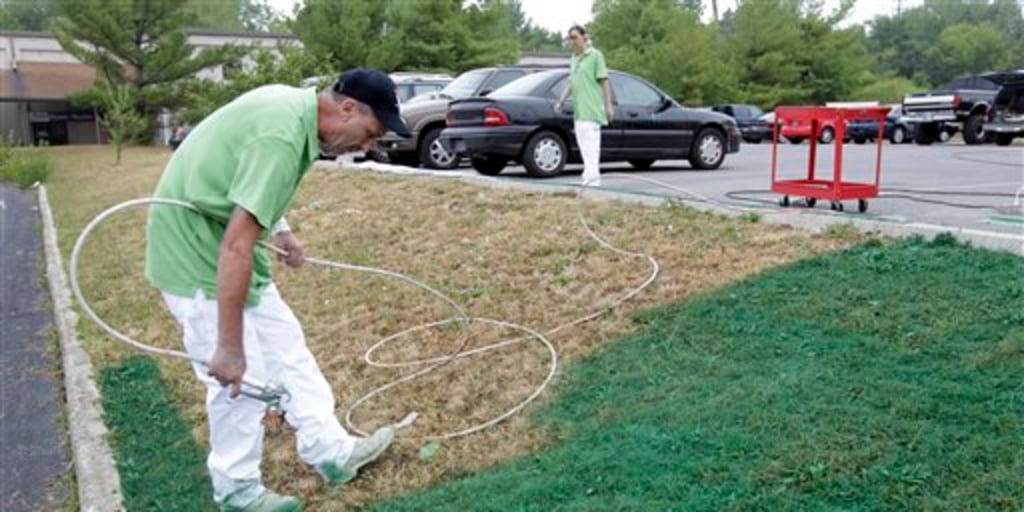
[568, 24, 587, 37]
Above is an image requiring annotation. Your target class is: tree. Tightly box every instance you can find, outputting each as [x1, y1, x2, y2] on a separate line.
[591, 0, 739, 105]
[290, 0, 383, 70]
[725, 0, 871, 107]
[925, 23, 1014, 85]
[185, 0, 242, 31]
[292, 0, 521, 74]
[505, 0, 564, 52]
[98, 84, 147, 164]
[868, 0, 1024, 87]
[175, 45, 332, 124]
[460, 0, 521, 70]
[0, 0, 60, 31]
[239, 0, 282, 32]
[51, 0, 243, 141]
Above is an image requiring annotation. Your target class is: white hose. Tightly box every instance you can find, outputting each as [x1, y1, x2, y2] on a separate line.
[68, 171, 734, 440]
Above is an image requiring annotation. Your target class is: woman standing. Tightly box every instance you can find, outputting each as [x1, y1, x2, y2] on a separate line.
[554, 24, 615, 187]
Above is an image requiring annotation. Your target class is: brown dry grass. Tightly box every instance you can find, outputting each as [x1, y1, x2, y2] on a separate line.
[47, 145, 855, 510]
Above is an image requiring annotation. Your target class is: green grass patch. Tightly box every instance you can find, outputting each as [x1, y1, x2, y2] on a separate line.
[372, 236, 1024, 511]
[100, 356, 214, 511]
[0, 137, 53, 187]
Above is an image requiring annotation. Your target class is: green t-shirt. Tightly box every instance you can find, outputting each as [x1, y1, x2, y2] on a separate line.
[144, 85, 319, 306]
[569, 47, 609, 125]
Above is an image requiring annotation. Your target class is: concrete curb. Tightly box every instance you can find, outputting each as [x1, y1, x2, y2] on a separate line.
[38, 186, 125, 511]
[322, 159, 1023, 257]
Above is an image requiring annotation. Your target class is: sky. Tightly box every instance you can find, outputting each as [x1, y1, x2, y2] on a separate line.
[267, 0, 925, 32]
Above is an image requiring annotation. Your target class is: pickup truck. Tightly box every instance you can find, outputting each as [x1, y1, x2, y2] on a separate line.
[981, 69, 1024, 146]
[902, 75, 1000, 145]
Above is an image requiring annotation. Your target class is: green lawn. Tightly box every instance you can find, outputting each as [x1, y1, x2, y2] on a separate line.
[100, 357, 214, 512]
[372, 235, 1024, 511]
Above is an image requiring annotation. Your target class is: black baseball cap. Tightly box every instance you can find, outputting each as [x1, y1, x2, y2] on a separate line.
[332, 68, 411, 138]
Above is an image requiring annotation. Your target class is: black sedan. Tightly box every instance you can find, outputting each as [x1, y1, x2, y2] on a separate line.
[439, 70, 741, 177]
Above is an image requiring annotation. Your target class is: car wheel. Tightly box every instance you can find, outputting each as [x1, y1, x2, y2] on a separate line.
[629, 159, 655, 170]
[995, 134, 1014, 146]
[522, 130, 567, 177]
[689, 128, 726, 170]
[786, 136, 805, 144]
[962, 114, 986, 145]
[419, 127, 458, 169]
[746, 137, 761, 144]
[939, 127, 954, 143]
[891, 126, 906, 144]
[471, 156, 507, 175]
[819, 126, 835, 144]
[915, 124, 937, 145]
[854, 137, 866, 144]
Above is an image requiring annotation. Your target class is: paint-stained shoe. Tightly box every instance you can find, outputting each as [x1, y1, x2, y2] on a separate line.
[318, 426, 395, 485]
[221, 490, 301, 512]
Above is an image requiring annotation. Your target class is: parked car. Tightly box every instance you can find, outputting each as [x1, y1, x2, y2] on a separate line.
[903, 74, 1000, 145]
[777, 117, 838, 145]
[982, 69, 1024, 146]
[845, 104, 921, 144]
[709, 104, 773, 143]
[438, 69, 741, 177]
[390, 72, 453, 103]
[377, 65, 559, 169]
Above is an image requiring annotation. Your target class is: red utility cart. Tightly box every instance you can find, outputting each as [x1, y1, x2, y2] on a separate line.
[771, 105, 891, 213]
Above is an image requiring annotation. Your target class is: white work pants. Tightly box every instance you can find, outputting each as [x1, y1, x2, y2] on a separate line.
[574, 120, 602, 186]
[162, 285, 354, 507]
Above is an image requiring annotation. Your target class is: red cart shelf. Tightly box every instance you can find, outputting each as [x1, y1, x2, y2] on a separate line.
[771, 105, 891, 213]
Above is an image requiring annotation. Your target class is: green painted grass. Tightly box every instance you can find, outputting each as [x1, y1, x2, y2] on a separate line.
[372, 235, 1024, 511]
[99, 356, 214, 511]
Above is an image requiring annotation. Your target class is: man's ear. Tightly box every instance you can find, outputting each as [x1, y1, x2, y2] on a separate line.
[337, 98, 356, 119]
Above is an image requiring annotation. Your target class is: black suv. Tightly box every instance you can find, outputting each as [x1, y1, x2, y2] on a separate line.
[982, 69, 1024, 146]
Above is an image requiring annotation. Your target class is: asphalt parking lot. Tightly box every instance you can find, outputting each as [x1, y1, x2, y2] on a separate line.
[455, 141, 1023, 239]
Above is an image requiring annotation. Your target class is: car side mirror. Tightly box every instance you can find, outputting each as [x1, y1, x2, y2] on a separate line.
[657, 97, 673, 112]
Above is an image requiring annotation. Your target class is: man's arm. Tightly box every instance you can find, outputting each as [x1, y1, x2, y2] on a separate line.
[554, 83, 571, 113]
[211, 206, 263, 397]
[600, 78, 614, 121]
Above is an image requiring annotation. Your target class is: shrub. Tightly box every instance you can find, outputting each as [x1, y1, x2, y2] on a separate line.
[0, 134, 53, 187]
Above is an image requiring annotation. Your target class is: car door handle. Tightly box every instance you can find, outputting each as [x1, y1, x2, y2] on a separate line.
[628, 112, 639, 118]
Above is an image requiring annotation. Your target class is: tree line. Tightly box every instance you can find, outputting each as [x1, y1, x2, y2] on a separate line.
[1, 0, 1020, 150]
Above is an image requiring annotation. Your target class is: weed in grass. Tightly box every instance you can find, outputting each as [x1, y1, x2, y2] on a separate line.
[823, 222, 862, 241]
[739, 212, 762, 223]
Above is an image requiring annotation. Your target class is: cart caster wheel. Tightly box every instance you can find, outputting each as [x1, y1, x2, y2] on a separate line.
[806, 197, 817, 208]
[830, 201, 844, 212]
[780, 195, 790, 207]
[858, 199, 868, 213]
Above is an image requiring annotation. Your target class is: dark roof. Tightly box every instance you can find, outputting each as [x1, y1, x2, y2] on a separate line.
[0, 62, 97, 101]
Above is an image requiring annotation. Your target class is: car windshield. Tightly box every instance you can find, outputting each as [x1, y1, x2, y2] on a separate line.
[441, 69, 490, 99]
[490, 71, 557, 98]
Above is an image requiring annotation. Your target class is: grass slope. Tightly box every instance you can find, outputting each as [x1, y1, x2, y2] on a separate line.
[372, 236, 1024, 511]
